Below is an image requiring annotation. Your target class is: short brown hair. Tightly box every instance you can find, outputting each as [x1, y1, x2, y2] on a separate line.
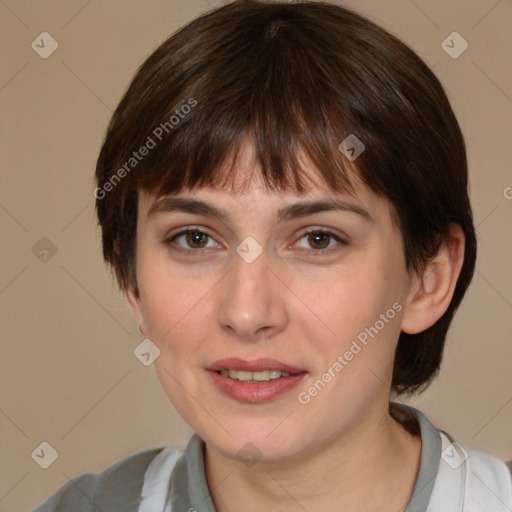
[94, 0, 477, 396]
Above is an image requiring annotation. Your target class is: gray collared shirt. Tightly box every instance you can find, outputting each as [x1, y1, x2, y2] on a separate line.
[42, 404, 512, 512]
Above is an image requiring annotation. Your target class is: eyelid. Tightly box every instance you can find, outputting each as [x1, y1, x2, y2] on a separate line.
[165, 225, 217, 240]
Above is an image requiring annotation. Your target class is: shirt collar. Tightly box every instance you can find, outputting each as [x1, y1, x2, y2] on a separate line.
[400, 403, 442, 511]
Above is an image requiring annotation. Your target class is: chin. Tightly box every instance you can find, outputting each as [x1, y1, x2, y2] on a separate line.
[199, 420, 310, 465]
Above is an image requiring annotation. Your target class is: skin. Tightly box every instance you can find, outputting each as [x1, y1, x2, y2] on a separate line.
[125, 140, 465, 511]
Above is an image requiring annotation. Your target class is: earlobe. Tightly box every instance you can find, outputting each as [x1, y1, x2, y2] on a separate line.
[401, 224, 465, 334]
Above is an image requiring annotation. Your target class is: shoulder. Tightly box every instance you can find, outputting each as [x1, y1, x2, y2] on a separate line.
[458, 440, 512, 481]
[469, 446, 512, 479]
[463, 446, 512, 508]
[31, 446, 168, 512]
[439, 434, 512, 508]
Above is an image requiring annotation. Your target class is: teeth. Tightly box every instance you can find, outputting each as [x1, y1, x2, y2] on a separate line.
[220, 369, 291, 382]
[228, 369, 246, 380]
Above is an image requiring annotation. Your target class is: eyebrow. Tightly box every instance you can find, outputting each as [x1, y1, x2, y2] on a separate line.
[147, 196, 373, 224]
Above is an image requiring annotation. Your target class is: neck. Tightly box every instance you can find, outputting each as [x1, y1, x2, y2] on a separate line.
[204, 405, 422, 512]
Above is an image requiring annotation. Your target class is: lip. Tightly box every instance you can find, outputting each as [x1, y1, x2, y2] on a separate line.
[207, 357, 306, 374]
[206, 358, 308, 404]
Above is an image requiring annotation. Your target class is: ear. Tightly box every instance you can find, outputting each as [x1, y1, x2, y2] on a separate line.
[123, 284, 145, 333]
[401, 223, 465, 334]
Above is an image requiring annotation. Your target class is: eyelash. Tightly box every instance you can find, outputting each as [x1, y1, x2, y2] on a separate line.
[163, 227, 347, 257]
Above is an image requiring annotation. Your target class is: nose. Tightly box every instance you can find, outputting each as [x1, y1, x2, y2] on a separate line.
[216, 244, 289, 343]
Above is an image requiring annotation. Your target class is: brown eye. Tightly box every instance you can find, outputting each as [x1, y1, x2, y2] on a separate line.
[307, 232, 331, 250]
[295, 229, 347, 256]
[164, 228, 219, 255]
[184, 231, 209, 248]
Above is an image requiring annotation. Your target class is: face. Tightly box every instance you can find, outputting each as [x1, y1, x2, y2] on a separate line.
[126, 141, 417, 464]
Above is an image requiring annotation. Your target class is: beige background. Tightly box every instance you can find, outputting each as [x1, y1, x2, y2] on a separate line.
[1, 0, 511, 510]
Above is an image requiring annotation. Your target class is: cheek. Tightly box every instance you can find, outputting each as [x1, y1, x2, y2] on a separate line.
[140, 275, 206, 341]
[310, 261, 404, 342]
[136, 250, 221, 352]
[137, 265, 214, 409]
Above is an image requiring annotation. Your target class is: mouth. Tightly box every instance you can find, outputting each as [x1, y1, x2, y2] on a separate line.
[207, 358, 308, 403]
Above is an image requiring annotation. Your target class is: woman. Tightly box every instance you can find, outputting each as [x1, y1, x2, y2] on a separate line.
[33, 1, 512, 510]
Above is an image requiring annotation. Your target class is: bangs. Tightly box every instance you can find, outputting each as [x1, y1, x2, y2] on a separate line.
[150, 112, 357, 200]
